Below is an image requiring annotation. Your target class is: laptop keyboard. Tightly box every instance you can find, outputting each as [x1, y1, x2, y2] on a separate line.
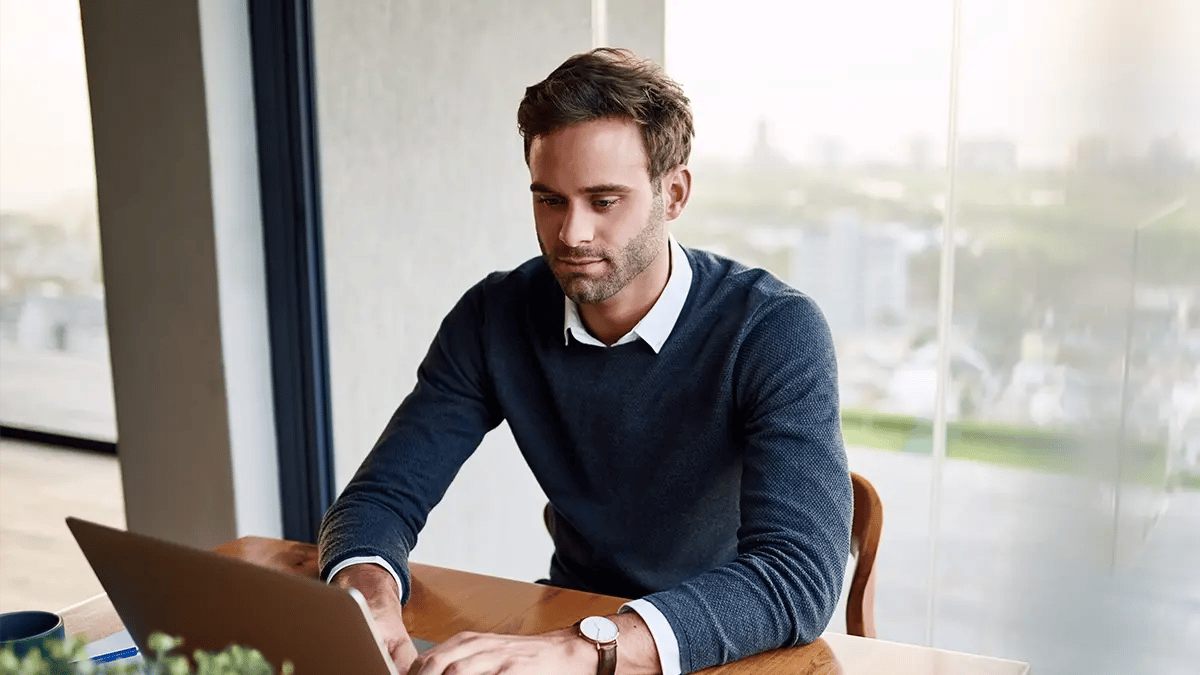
[412, 637, 437, 654]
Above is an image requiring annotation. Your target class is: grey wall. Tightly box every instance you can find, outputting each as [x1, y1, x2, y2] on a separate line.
[312, 0, 665, 580]
[79, 0, 280, 548]
[607, 0, 666, 61]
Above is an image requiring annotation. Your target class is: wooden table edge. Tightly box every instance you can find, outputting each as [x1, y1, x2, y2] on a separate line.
[58, 536, 1032, 675]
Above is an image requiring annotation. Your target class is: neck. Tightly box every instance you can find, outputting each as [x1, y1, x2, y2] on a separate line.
[579, 242, 672, 346]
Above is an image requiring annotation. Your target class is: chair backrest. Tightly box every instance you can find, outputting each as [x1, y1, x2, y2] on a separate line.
[847, 471, 883, 638]
[541, 471, 884, 638]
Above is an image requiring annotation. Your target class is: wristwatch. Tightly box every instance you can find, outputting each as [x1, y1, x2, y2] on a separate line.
[577, 616, 619, 675]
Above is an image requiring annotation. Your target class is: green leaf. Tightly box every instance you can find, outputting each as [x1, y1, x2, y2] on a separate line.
[17, 648, 48, 675]
[148, 632, 183, 659]
[163, 655, 190, 675]
[0, 634, 295, 675]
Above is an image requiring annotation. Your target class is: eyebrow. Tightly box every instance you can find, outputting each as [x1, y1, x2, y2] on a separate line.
[530, 183, 634, 195]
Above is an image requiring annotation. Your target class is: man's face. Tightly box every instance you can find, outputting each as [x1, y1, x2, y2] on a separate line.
[529, 117, 666, 305]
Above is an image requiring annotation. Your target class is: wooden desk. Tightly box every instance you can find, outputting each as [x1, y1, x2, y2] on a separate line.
[60, 537, 1029, 675]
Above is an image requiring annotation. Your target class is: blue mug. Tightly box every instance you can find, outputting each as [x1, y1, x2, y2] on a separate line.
[0, 610, 66, 660]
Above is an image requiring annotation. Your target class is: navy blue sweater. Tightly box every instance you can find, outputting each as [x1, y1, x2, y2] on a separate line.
[318, 247, 852, 672]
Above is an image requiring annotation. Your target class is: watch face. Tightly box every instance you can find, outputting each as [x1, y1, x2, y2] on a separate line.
[579, 616, 619, 643]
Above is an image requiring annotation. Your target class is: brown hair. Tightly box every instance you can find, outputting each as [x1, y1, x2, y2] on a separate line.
[517, 48, 694, 182]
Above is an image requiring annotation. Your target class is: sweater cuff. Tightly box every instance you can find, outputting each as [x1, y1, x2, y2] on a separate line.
[325, 555, 405, 601]
[620, 599, 682, 675]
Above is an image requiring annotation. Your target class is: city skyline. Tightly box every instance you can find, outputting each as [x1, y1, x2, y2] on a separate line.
[3, 0, 1198, 212]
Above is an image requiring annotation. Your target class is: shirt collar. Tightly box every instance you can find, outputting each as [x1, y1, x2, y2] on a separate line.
[563, 238, 692, 353]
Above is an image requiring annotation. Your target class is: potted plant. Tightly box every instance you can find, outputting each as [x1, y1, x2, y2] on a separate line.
[0, 632, 293, 675]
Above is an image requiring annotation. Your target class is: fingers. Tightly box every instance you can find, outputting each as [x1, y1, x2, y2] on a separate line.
[401, 628, 579, 674]
[391, 637, 420, 674]
[409, 650, 499, 675]
[407, 633, 488, 675]
[408, 632, 557, 675]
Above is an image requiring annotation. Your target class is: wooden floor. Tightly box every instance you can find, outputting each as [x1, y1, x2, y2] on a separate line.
[0, 439, 125, 613]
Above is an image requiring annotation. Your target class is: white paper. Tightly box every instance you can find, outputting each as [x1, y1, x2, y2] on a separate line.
[83, 628, 142, 665]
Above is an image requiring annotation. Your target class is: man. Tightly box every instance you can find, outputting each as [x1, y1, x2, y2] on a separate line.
[318, 48, 852, 675]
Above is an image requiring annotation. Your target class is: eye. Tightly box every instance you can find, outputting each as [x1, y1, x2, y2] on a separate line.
[593, 198, 618, 210]
[536, 196, 565, 207]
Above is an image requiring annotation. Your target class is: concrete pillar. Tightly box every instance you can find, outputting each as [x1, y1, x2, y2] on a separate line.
[79, 0, 280, 548]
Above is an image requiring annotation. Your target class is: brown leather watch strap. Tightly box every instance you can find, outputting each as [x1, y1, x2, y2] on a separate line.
[577, 616, 619, 675]
[597, 640, 617, 675]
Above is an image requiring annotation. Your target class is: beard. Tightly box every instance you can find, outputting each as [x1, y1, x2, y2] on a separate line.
[541, 194, 666, 305]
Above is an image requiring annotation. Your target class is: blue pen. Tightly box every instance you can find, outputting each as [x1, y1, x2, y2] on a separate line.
[92, 646, 139, 664]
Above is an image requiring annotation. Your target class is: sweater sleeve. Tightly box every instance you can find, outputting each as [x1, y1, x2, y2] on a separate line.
[317, 279, 503, 603]
[640, 292, 853, 673]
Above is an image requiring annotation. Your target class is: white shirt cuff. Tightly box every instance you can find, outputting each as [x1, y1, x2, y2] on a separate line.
[325, 555, 405, 601]
[621, 599, 682, 675]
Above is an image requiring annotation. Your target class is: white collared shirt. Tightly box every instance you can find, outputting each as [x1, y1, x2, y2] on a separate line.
[563, 237, 692, 353]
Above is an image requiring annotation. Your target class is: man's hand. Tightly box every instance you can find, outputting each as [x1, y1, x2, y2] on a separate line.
[330, 563, 420, 672]
[410, 612, 661, 675]
[407, 629, 592, 675]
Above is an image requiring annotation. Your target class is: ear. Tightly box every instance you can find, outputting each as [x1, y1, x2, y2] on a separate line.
[661, 165, 692, 222]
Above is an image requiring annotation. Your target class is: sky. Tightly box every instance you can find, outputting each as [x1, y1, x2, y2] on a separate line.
[0, 0, 94, 213]
[2, 0, 1198, 212]
[665, 0, 1200, 166]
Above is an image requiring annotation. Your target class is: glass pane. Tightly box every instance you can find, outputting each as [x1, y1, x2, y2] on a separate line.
[0, 0, 124, 618]
[0, 0, 115, 441]
[667, 0, 952, 645]
[941, 0, 1200, 672]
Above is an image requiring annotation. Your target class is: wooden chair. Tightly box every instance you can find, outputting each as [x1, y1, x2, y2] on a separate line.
[847, 471, 883, 638]
[541, 471, 883, 638]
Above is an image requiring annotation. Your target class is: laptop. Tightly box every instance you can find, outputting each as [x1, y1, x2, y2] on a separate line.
[66, 517, 436, 673]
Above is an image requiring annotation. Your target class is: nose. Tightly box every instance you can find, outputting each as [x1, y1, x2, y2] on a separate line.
[558, 202, 595, 248]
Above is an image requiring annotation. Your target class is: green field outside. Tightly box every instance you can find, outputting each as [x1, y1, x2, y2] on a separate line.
[840, 409, 1200, 491]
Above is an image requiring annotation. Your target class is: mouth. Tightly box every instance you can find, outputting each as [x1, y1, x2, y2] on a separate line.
[556, 257, 605, 270]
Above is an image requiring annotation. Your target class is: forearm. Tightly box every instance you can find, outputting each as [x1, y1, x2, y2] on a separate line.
[643, 533, 847, 669]
[643, 412, 851, 670]
[542, 612, 661, 675]
[330, 562, 401, 605]
[611, 612, 661, 675]
[327, 557, 405, 600]
[318, 394, 498, 596]
[319, 490, 419, 601]
[331, 561, 421, 669]
[320, 278, 501, 595]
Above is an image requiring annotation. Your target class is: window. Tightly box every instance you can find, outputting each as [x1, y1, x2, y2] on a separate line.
[0, 0, 115, 443]
[0, 0, 125, 615]
[667, 0, 1199, 672]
